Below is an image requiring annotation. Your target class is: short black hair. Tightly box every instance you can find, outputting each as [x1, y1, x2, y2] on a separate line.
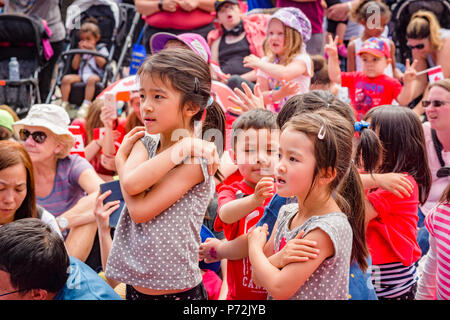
[231, 109, 277, 150]
[0, 218, 70, 294]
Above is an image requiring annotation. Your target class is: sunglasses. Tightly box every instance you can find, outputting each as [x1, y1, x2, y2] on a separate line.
[422, 100, 450, 108]
[19, 128, 47, 144]
[407, 43, 425, 50]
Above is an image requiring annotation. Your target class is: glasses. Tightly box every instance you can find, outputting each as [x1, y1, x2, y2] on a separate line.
[19, 129, 47, 144]
[0, 288, 30, 297]
[422, 100, 450, 108]
[407, 43, 425, 50]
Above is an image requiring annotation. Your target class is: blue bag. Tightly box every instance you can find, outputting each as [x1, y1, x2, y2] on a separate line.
[129, 26, 147, 75]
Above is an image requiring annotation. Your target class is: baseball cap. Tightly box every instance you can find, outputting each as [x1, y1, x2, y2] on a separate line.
[214, 0, 239, 13]
[357, 37, 391, 59]
[0, 109, 14, 132]
[150, 32, 211, 63]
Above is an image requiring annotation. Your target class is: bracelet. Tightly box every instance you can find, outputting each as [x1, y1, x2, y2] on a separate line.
[95, 139, 102, 148]
[158, 0, 164, 11]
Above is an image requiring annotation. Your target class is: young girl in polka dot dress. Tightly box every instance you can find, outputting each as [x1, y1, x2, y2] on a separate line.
[247, 109, 368, 300]
[104, 48, 226, 300]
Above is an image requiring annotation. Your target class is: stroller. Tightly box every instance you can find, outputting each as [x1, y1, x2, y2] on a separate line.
[47, 0, 133, 108]
[0, 13, 52, 117]
[389, 0, 450, 65]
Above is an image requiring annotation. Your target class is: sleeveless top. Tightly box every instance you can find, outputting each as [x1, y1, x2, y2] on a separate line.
[270, 203, 352, 300]
[106, 134, 215, 290]
[219, 35, 253, 75]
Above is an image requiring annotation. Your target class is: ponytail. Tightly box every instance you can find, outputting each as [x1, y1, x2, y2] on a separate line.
[354, 123, 383, 173]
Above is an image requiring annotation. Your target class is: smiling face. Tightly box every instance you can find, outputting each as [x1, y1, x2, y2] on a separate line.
[217, 2, 241, 31]
[425, 86, 450, 131]
[275, 127, 316, 200]
[0, 163, 27, 225]
[359, 52, 389, 78]
[20, 126, 62, 163]
[267, 19, 286, 56]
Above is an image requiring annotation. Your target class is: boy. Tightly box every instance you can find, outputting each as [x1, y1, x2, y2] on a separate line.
[214, 108, 278, 300]
[326, 35, 417, 120]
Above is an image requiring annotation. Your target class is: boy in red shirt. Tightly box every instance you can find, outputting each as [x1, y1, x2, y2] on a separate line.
[214, 108, 278, 300]
[326, 36, 417, 120]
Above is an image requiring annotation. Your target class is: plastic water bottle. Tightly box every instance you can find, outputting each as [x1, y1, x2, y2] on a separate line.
[9, 57, 20, 81]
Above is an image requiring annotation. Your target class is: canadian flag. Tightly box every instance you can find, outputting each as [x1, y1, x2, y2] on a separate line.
[68, 125, 85, 158]
[427, 65, 445, 83]
[93, 127, 106, 141]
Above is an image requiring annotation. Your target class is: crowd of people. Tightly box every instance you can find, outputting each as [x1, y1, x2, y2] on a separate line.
[0, 0, 449, 302]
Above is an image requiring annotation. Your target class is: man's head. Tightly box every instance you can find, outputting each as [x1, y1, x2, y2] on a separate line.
[357, 37, 391, 78]
[0, 218, 69, 300]
[231, 109, 279, 187]
[215, 0, 242, 31]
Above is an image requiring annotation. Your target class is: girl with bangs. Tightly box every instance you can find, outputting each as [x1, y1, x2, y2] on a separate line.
[242, 7, 313, 112]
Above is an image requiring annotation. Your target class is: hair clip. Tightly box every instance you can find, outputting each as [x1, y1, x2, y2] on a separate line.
[354, 121, 370, 133]
[317, 125, 326, 140]
[194, 77, 200, 94]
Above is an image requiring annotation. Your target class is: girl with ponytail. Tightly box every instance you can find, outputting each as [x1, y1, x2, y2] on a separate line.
[103, 48, 226, 300]
[354, 105, 432, 300]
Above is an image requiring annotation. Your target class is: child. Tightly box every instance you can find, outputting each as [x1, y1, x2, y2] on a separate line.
[243, 7, 313, 112]
[325, 0, 349, 58]
[416, 183, 450, 300]
[60, 18, 108, 118]
[247, 108, 367, 300]
[346, 0, 401, 80]
[214, 108, 278, 300]
[104, 48, 226, 300]
[326, 35, 417, 121]
[355, 105, 432, 300]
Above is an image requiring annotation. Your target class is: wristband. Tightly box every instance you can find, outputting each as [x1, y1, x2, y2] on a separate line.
[158, 0, 164, 11]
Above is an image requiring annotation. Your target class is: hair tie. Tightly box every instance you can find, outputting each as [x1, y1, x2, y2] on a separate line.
[194, 77, 200, 94]
[354, 121, 370, 133]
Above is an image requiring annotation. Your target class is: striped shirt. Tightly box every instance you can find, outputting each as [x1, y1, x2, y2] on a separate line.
[371, 262, 418, 298]
[37, 154, 93, 217]
[423, 203, 450, 299]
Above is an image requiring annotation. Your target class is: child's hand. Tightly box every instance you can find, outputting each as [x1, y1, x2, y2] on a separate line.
[402, 58, 418, 84]
[253, 176, 275, 205]
[115, 126, 146, 170]
[248, 224, 269, 250]
[94, 190, 121, 233]
[376, 173, 414, 198]
[228, 83, 265, 113]
[100, 153, 117, 171]
[198, 238, 223, 263]
[243, 54, 262, 69]
[324, 34, 339, 60]
[177, 137, 219, 176]
[278, 80, 301, 97]
[276, 230, 320, 268]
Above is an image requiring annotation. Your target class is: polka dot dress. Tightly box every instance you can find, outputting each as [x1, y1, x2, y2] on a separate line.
[269, 204, 353, 300]
[105, 135, 215, 290]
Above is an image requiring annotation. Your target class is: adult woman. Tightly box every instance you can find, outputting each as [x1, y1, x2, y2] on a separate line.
[134, 0, 216, 53]
[406, 10, 450, 115]
[0, 140, 61, 237]
[12, 104, 104, 265]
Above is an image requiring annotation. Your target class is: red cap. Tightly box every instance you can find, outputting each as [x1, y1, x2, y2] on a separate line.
[357, 37, 391, 59]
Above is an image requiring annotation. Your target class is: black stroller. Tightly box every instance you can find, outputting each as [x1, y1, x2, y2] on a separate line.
[0, 13, 51, 117]
[389, 0, 450, 65]
[47, 0, 132, 108]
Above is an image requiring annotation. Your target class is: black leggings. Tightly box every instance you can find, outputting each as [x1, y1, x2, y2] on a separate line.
[126, 282, 208, 301]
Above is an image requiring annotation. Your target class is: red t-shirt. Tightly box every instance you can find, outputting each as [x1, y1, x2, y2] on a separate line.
[366, 174, 422, 266]
[70, 118, 127, 176]
[341, 72, 403, 121]
[214, 180, 269, 300]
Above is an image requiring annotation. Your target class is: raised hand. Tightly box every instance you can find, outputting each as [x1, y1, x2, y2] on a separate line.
[403, 58, 418, 84]
[324, 34, 339, 60]
[228, 83, 265, 114]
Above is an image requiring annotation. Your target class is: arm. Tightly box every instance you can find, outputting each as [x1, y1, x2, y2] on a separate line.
[325, 35, 341, 84]
[364, 197, 378, 229]
[199, 234, 250, 262]
[71, 53, 81, 70]
[83, 139, 102, 162]
[415, 234, 437, 300]
[240, 70, 257, 82]
[248, 226, 334, 300]
[346, 40, 356, 72]
[244, 54, 308, 81]
[134, 0, 174, 16]
[359, 173, 413, 198]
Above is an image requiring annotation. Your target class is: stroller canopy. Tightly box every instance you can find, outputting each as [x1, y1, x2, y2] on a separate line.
[65, 0, 121, 31]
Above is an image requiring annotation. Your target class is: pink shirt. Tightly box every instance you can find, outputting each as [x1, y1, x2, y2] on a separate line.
[420, 122, 450, 216]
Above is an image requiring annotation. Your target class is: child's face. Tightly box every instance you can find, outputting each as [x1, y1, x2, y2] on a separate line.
[217, 3, 241, 30]
[139, 73, 184, 136]
[234, 128, 279, 188]
[79, 31, 98, 49]
[363, 15, 389, 38]
[267, 19, 285, 56]
[275, 128, 316, 199]
[359, 53, 389, 78]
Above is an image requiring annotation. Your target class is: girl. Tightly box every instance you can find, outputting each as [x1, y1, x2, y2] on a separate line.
[346, 0, 402, 80]
[60, 18, 108, 118]
[355, 106, 432, 300]
[416, 182, 450, 300]
[104, 48, 226, 300]
[243, 7, 314, 112]
[248, 108, 368, 300]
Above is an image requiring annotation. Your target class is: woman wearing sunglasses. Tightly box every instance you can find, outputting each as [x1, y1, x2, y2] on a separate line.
[406, 10, 450, 116]
[11, 104, 104, 267]
[417, 79, 450, 256]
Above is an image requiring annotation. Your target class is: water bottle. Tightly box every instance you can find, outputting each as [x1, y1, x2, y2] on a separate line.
[9, 57, 20, 81]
